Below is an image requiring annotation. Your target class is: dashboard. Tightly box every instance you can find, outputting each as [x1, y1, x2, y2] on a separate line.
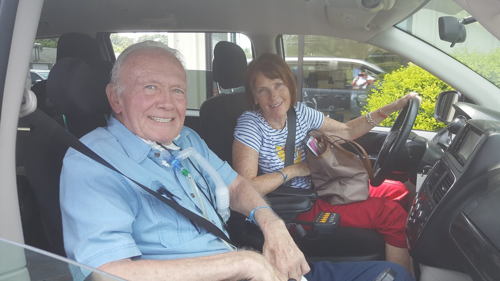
[407, 117, 500, 281]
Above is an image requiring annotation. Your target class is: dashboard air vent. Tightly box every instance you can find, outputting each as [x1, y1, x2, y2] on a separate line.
[433, 172, 455, 202]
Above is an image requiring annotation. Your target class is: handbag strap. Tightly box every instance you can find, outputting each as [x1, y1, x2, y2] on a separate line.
[329, 134, 374, 180]
[31, 109, 233, 245]
[312, 131, 374, 181]
[284, 108, 296, 167]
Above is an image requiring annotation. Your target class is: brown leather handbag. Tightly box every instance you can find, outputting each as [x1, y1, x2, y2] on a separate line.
[306, 130, 373, 205]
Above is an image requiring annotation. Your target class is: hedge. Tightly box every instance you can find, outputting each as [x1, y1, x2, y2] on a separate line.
[363, 63, 453, 131]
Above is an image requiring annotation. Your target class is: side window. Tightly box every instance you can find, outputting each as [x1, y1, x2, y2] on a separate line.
[282, 35, 408, 122]
[110, 32, 252, 111]
[30, 39, 58, 85]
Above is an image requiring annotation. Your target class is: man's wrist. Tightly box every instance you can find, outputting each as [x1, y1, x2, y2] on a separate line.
[246, 206, 272, 225]
[259, 216, 286, 234]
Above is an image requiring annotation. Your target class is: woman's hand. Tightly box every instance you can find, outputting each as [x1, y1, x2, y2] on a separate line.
[389, 92, 420, 113]
[284, 162, 310, 178]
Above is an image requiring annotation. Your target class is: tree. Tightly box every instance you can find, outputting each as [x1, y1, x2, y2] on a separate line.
[454, 48, 500, 88]
[35, 38, 58, 48]
[137, 34, 169, 45]
[110, 35, 135, 54]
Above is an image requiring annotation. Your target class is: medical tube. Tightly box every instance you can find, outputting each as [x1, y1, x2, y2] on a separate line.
[177, 147, 230, 222]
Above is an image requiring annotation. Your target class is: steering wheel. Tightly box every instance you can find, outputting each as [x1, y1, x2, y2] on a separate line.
[371, 96, 420, 186]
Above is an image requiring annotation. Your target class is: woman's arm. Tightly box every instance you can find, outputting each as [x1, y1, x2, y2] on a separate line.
[319, 92, 418, 140]
[232, 140, 309, 196]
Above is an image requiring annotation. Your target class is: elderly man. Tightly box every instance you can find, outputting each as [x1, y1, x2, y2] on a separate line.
[60, 41, 413, 281]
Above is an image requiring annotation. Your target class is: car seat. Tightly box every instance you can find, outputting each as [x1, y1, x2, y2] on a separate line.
[199, 41, 249, 165]
[18, 55, 110, 256]
[199, 41, 385, 261]
[31, 33, 105, 116]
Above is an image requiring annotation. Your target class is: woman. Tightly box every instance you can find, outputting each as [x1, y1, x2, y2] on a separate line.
[232, 53, 417, 272]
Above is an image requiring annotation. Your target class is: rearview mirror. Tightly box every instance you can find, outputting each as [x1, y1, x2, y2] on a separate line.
[438, 16, 466, 47]
[434, 90, 461, 124]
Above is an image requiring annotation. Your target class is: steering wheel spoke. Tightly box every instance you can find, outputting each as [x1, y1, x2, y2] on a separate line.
[371, 96, 420, 186]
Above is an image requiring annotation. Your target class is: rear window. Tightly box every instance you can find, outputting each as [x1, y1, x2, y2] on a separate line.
[110, 32, 252, 111]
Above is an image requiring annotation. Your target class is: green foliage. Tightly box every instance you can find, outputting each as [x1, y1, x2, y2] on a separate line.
[453, 48, 500, 88]
[363, 63, 453, 131]
[110, 34, 169, 54]
[35, 38, 58, 48]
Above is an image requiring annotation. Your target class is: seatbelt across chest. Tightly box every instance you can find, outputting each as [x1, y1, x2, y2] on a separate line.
[33, 109, 233, 245]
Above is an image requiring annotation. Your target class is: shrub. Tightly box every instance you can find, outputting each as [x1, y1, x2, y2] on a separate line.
[363, 63, 453, 131]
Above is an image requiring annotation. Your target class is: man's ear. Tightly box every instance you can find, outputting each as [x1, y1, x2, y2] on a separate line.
[106, 84, 122, 115]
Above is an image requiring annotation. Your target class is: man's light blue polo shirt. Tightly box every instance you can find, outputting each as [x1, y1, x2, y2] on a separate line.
[60, 117, 238, 270]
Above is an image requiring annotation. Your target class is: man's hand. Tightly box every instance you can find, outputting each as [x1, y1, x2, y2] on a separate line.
[260, 218, 310, 280]
[237, 250, 287, 281]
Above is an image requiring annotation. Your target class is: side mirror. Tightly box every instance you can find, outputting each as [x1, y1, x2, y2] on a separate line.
[438, 16, 466, 47]
[434, 90, 461, 124]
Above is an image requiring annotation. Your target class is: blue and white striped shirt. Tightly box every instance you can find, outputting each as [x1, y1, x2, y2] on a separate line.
[234, 102, 324, 188]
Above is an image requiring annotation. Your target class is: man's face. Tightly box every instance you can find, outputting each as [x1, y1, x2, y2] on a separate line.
[107, 49, 187, 144]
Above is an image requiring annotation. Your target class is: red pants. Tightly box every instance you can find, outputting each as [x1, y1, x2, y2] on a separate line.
[296, 180, 409, 248]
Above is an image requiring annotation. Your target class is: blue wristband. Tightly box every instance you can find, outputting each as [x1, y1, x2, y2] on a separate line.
[246, 206, 272, 224]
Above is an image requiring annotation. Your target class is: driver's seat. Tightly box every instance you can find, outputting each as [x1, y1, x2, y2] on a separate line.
[200, 41, 385, 262]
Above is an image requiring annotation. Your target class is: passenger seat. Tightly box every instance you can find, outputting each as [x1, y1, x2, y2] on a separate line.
[18, 34, 111, 256]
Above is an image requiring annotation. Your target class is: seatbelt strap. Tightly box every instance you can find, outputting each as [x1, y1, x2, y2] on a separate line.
[284, 107, 296, 167]
[31, 109, 233, 245]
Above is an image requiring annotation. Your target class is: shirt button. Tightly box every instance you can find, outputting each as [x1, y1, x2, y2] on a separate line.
[154, 152, 160, 157]
[190, 193, 195, 198]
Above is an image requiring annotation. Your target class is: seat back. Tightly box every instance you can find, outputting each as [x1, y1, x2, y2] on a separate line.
[31, 33, 105, 116]
[199, 41, 249, 164]
[19, 57, 110, 256]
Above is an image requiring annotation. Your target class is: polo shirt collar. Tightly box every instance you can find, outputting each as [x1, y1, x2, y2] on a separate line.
[106, 117, 181, 163]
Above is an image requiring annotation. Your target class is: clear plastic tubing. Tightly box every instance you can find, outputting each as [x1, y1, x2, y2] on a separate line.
[176, 147, 230, 222]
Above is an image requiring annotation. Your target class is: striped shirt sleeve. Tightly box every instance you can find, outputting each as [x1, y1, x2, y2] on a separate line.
[234, 111, 262, 152]
[297, 102, 324, 132]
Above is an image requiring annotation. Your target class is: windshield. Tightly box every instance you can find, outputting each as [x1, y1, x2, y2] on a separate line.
[397, 0, 500, 89]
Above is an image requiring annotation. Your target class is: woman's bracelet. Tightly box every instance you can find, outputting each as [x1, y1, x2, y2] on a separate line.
[277, 169, 288, 183]
[377, 108, 389, 118]
[365, 112, 377, 126]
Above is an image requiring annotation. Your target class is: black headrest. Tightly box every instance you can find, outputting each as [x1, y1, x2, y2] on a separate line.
[46, 58, 110, 116]
[56, 33, 102, 66]
[212, 41, 247, 89]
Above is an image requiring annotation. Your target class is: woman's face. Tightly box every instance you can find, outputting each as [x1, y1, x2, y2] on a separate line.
[252, 72, 291, 124]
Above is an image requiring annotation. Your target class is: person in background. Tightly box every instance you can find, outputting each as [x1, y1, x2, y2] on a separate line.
[352, 71, 375, 89]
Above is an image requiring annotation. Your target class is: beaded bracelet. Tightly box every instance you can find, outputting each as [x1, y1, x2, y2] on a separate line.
[246, 206, 272, 224]
[277, 169, 288, 183]
[365, 112, 377, 126]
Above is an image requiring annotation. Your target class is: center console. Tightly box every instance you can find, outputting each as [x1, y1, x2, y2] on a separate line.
[407, 120, 500, 277]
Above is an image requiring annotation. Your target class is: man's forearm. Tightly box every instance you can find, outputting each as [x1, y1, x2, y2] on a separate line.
[229, 176, 282, 224]
[97, 250, 269, 281]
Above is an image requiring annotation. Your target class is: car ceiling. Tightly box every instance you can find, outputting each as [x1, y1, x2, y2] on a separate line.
[455, 0, 500, 40]
[38, 0, 428, 41]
